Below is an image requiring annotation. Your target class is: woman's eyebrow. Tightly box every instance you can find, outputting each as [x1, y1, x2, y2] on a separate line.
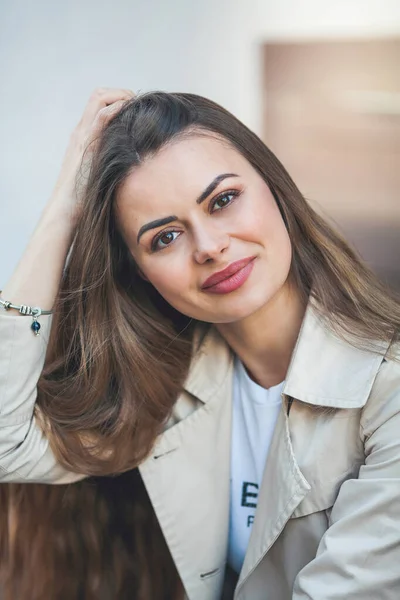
[136, 172, 240, 244]
[137, 215, 178, 244]
[195, 173, 239, 204]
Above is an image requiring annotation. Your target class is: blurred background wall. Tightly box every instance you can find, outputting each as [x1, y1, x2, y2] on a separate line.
[1, 0, 399, 287]
[263, 38, 400, 288]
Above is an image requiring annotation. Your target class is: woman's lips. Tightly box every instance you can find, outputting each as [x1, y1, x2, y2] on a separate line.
[201, 256, 256, 294]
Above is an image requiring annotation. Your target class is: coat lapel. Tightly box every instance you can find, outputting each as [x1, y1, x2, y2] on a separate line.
[139, 327, 234, 600]
[234, 402, 310, 595]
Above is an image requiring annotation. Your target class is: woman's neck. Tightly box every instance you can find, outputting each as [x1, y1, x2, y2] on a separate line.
[216, 283, 306, 389]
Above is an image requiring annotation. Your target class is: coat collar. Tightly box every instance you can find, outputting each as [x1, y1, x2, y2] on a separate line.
[184, 299, 390, 409]
[282, 299, 390, 408]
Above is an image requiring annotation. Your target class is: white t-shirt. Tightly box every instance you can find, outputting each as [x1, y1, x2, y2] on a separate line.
[228, 357, 284, 574]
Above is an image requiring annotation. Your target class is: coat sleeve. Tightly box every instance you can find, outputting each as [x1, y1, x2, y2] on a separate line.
[293, 356, 400, 599]
[0, 311, 86, 483]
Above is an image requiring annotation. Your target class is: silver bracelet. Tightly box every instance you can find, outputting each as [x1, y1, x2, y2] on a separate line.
[0, 291, 53, 336]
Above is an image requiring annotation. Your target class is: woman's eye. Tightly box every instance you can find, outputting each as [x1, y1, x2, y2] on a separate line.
[152, 230, 179, 251]
[211, 191, 239, 212]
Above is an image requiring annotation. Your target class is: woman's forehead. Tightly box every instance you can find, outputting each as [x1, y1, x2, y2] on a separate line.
[118, 135, 247, 206]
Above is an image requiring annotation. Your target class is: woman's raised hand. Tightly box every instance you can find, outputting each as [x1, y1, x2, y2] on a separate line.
[53, 87, 135, 225]
[1, 88, 134, 309]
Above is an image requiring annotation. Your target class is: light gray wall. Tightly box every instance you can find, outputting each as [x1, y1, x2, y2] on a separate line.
[1, 0, 399, 285]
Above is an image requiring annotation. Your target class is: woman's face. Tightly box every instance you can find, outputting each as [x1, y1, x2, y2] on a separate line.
[116, 134, 292, 324]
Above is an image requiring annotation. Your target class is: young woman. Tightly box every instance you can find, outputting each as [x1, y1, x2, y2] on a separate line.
[1, 87, 399, 600]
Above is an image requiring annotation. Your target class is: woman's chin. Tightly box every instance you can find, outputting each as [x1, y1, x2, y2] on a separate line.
[202, 297, 272, 325]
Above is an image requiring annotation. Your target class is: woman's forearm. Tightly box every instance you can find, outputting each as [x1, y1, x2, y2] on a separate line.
[1, 195, 76, 311]
[2, 87, 135, 312]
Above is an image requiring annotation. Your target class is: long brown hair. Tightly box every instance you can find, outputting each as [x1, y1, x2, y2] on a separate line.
[2, 91, 399, 599]
[36, 91, 400, 475]
[0, 470, 183, 600]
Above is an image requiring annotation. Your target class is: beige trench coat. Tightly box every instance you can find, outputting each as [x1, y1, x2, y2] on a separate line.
[0, 301, 400, 599]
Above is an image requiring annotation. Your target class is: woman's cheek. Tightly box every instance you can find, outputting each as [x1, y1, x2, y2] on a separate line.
[233, 193, 267, 232]
[148, 255, 189, 296]
[230, 209, 264, 242]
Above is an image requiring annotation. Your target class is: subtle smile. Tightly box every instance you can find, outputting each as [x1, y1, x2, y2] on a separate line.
[201, 256, 257, 295]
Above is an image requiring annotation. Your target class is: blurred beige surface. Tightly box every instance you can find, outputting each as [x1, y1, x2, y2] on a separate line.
[263, 38, 400, 288]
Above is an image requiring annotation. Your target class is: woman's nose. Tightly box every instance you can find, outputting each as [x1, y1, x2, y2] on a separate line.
[192, 227, 230, 264]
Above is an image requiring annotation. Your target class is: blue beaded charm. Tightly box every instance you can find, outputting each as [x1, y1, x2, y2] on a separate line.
[31, 320, 41, 336]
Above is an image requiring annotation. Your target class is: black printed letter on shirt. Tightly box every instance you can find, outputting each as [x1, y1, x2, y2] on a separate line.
[241, 482, 259, 508]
